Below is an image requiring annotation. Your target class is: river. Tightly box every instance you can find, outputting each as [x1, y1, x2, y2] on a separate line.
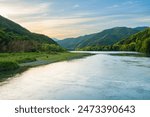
[0, 51, 150, 100]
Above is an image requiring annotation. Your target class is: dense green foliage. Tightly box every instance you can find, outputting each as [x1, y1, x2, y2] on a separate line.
[40, 44, 65, 52]
[58, 27, 148, 50]
[0, 15, 63, 52]
[116, 28, 150, 54]
[78, 28, 150, 55]
[0, 61, 19, 71]
[141, 38, 150, 54]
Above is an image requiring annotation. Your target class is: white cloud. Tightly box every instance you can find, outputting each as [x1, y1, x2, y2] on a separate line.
[73, 4, 80, 8]
[108, 1, 139, 9]
[0, 1, 51, 18]
[20, 14, 135, 39]
[0, 0, 148, 39]
[135, 17, 150, 23]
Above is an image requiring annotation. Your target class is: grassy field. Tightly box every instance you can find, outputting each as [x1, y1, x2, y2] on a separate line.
[0, 52, 91, 81]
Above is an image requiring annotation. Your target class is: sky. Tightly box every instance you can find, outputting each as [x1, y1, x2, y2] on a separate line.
[0, 0, 150, 39]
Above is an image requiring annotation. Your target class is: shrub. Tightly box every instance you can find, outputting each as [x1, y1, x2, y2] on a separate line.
[0, 61, 19, 72]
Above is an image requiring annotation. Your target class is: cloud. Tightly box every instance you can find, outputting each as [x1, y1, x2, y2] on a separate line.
[0, 1, 51, 18]
[108, 1, 140, 9]
[0, 0, 149, 39]
[20, 16, 102, 38]
[135, 16, 150, 23]
[73, 4, 80, 8]
[20, 14, 139, 39]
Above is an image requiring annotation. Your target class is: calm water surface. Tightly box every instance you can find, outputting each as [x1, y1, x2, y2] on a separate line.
[0, 51, 150, 100]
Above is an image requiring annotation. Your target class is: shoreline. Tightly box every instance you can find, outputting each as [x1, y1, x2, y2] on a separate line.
[0, 52, 93, 82]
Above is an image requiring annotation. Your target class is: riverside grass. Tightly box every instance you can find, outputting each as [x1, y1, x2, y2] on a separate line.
[0, 52, 91, 81]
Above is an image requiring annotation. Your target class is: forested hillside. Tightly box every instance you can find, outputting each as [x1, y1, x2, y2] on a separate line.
[58, 34, 96, 50]
[58, 27, 148, 50]
[78, 28, 150, 54]
[0, 15, 64, 52]
[116, 28, 150, 54]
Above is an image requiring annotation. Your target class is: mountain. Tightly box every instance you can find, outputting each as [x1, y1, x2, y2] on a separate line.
[0, 15, 58, 52]
[52, 38, 60, 42]
[133, 26, 149, 31]
[58, 27, 148, 50]
[57, 33, 96, 50]
[116, 28, 150, 54]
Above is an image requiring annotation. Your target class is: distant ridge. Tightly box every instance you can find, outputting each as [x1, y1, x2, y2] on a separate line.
[58, 26, 148, 50]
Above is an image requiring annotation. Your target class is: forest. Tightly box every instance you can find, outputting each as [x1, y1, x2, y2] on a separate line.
[77, 28, 150, 55]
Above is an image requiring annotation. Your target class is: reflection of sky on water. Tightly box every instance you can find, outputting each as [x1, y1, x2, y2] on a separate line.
[0, 52, 150, 100]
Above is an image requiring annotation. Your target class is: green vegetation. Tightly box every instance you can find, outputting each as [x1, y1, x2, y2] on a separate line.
[0, 15, 59, 52]
[141, 38, 150, 54]
[76, 45, 113, 51]
[0, 52, 91, 81]
[58, 27, 148, 50]
[115, 28, 150, 54]
[0, 61, 19, 71]
[77, 28, 150, 55]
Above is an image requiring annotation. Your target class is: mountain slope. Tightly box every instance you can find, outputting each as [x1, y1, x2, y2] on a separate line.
[58, 27, 148, 50]
[52, 38, 60, 42]
[116, 28, 150, 54]
[0, 15, 58, 52]
[58, 33, 96, 50]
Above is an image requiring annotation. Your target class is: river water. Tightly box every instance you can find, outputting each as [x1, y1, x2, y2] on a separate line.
[0, 51, 150, 100]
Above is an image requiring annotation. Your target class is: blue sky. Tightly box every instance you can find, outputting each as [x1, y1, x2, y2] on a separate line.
[0, 0, 150, 39]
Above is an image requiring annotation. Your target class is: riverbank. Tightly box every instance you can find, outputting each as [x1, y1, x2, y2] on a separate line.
[0, 52, 92, 81]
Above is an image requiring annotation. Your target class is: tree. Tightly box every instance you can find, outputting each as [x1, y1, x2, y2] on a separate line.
[141, 38, 150, 54]
[128, 42, 136, 51]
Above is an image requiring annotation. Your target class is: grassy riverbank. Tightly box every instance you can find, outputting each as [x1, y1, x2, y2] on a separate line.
[0, 52, 91, 81]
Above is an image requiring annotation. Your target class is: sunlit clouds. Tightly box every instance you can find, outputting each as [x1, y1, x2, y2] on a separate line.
[0, 0, 150, 39]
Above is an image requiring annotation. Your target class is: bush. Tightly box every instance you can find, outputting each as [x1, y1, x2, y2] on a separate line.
[0, 61, 19, 72]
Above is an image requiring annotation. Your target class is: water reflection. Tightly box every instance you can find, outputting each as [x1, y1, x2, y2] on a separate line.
[0, 52, 150, 100]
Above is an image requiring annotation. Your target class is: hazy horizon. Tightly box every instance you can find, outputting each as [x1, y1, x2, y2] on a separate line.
[0, 0, 150, 39]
